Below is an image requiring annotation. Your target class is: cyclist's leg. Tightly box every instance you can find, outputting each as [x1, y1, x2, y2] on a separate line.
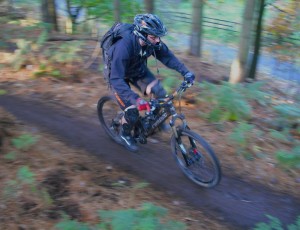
[111, 85, 139, 151]
[130, 69, 167, 98]
[121, 106, 139, 151]
[132, 69, 169, 132]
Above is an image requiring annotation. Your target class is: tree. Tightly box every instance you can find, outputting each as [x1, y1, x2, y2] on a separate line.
[66, 0, 82, 25]
[248, 0, 265, 80]
[229, 0, 256, 83]
[41, 0, 59, 31]
[0, 0, 12, 17]
[260, 0, 300, 68]
[144, 0, 154, 13]
[114, 0, 121, 21]
[189, 0, 204, 57]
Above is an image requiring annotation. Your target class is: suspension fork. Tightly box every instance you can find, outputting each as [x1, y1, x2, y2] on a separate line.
[187, 127, 197, 149]
[170, 113, 191, 165]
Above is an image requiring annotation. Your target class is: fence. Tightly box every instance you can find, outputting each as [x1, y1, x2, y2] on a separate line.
[157, 10, 300, 82]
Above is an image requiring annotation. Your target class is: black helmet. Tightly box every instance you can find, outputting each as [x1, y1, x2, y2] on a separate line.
[134, 14, 167, 37]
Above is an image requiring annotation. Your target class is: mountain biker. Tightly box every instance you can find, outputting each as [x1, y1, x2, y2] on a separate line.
[106, 13, 195, 151]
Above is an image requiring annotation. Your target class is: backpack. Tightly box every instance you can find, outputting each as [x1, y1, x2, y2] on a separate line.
[100, 22, 134, 83]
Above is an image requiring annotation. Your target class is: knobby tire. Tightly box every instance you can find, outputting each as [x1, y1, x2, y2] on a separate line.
[97, 96, 122, 144]
[171, 128, 221, 188]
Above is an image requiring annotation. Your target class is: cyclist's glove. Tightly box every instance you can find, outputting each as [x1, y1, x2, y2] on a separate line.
[136, 98, 150, 112]
[184, 72, 195, 86]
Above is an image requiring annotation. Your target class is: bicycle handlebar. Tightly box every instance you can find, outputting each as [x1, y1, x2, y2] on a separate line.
[149, 80, 192, 104]
[171, 80, 192, 98]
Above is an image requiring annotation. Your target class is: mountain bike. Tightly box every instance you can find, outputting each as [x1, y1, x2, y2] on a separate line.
[97, 81, 221, 188]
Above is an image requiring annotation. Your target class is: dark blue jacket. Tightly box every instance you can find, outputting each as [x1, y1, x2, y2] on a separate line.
[108, 31, 189, 105]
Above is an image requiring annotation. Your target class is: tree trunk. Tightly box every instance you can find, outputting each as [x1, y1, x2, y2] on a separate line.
[114, 0, 121, 22]
[189, 0, 204, 57]
[41, 0, 59, 32]
[229, 0, 256, 83]
[144, 0, 154, 13]
[248, 0, 265, 80]
[65, 0, 79, 33]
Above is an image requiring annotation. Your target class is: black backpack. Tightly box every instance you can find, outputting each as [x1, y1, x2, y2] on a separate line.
[100, 23, 134, 83]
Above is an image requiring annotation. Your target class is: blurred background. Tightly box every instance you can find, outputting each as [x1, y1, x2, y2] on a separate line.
[1, 0, 299, 82]
[0, 1, 300, 229]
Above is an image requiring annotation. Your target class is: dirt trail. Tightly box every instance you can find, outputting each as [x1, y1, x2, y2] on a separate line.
[0, 95, 299, 229]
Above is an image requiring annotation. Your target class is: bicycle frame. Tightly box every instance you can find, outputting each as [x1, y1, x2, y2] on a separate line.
[136, 81, 189, 140]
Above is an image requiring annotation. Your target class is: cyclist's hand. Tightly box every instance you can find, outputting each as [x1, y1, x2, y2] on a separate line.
[184, 72, 195, 87]
[136, 98, 150, 112]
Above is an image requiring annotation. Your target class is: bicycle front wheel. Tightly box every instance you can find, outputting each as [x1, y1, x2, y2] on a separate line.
[171, 128, 221, 188]
[97, 96, 123, 144]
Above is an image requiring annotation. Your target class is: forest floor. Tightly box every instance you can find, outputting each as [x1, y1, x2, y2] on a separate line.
[0, 22, 300, 229]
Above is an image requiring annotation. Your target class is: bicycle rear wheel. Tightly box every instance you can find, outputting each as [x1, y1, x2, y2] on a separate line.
[171, 128, 221, 188]
[97, 96, 123, 144]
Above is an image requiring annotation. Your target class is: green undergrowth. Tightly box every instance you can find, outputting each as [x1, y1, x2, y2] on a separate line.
[254, 215, 300, 230]
[55, 202, 186, 230]
[198, 81, 269, 122]
[5, 23, 83, 78]
[193, 80, 300, 169]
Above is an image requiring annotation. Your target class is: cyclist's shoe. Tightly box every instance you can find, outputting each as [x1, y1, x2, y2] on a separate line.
[120, 124, 138, 152]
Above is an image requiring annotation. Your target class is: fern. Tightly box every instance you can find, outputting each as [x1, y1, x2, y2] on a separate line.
[254, 215, 300, 230]
[288, 216, 300, 230]
[17, 166, 36, 185]
[199, 81, 273, 122]
[11, 39, 31, 70]
[269, 129, 291, 143]
[229, 122, 254, 157]
[10, 28, 48, 70]
[272, 104, 300, 129]
[276, 146, 300, 169]
[35, 29, 48, 48]
[254, 215, 283, 230]
[11, 134, 37, 150]
[3, 151, 17, 160]
[242, 81, 270, 106]
[98, 202, 186, 230]
[99, 208, 140, 230]
[199, 82, 252, 122]
[54, 202, 186, 230]
[34, 64, 64, 79]
[3, 166, 52, 205]
[50, 41, 83, 64]
[273, 104, 300, 120]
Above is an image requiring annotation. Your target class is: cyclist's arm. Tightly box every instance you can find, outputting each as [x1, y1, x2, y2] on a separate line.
[154, 42, 189, 76]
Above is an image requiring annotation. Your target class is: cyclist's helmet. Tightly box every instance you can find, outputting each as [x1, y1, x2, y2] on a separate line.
[133, 14, 167, 49]
[134, 14, 167, 37]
